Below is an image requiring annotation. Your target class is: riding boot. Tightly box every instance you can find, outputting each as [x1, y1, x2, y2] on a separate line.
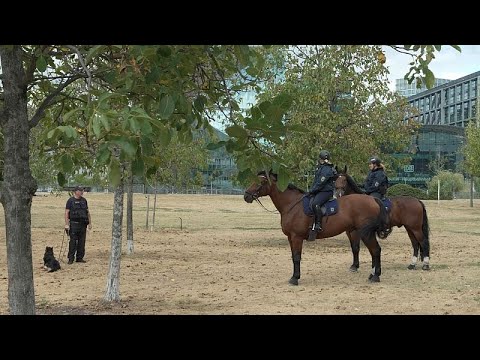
[307, 204, 323, 241]
[314, 204, 323, 232]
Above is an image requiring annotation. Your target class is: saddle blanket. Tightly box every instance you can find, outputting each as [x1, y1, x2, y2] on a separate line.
[302, 196, 338, 217]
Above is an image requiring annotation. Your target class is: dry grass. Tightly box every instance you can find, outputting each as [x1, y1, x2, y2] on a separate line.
[0, 192, 480, 314]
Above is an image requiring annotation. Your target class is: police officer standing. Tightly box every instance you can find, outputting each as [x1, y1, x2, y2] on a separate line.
[65, 186, 92, 264]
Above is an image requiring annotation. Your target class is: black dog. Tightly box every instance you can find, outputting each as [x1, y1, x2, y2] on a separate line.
[43, 246, 61, 272]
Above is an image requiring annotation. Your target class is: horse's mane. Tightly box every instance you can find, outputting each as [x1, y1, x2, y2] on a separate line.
[345, 174, 363, 194]
[287, 183, 305, 193]
[256, 171, 305, 193]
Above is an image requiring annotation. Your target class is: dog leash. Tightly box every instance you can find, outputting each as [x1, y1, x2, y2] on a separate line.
[58, 228, 68, 264]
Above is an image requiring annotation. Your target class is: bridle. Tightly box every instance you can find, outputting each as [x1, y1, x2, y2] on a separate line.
[245, 175, 279, 214]
[335, 174, 347, 198]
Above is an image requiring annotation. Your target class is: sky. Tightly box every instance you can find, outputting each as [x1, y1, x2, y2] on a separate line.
[382, 45, 480, 92]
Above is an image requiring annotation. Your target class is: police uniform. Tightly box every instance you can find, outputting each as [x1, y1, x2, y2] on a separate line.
[364, 167, 388, 199]
[66, 190, 90, 263]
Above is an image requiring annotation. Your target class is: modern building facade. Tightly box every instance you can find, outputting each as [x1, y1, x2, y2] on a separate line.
[391, 71, 480, 187]
[395, 78, 451, 97]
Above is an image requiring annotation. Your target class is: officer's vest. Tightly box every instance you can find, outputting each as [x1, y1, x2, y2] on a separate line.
[70, 197, 88, 223]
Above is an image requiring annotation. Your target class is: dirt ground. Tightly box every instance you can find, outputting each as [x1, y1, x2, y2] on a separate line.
[0, 192, 479, 315]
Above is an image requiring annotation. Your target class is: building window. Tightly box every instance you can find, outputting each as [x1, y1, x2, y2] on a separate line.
[449, 106, 455, 122]
[472, 101, 477, 118]
[425, 112, 430, 124]
[464, 82, 469, 100]
[444, 89, 449, 105]
[436, 109, 441, 124]
[472, 79, 477, 98]
[456, 104, 462, 121]
[464, 102, 470, 119]
[456, 85, 462, 102]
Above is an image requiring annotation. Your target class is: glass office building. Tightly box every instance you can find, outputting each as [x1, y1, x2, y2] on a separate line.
[391, 71, 480, 187]
[395, 78, 451, 97]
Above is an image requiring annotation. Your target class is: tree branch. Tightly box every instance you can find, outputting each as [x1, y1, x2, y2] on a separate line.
[66, 45, 92, 104]
[29, 75, 82, 128]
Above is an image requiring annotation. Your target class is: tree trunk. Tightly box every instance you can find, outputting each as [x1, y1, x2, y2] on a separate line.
[0, 46, 37, 314]
[104, 179, 124, 302]
[126, 170, 134, 254]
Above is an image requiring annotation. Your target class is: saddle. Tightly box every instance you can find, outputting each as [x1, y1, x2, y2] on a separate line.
[302, 195, 338, 217]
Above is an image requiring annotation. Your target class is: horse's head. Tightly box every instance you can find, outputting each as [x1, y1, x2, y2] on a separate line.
[335, 174, 348, 198]
[334, 165, 348, 197]
[244, 171, 276, 203]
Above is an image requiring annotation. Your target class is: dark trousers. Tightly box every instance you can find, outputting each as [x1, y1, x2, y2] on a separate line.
[312, 191, 332, 208]
[68, 222, 87, 261]
[368, 192, 382, 199]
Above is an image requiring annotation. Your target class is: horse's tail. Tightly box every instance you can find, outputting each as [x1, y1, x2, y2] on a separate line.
[373, 197, 392, 239]
[419, 200, 430, 255]
[359, 197, 392, 240]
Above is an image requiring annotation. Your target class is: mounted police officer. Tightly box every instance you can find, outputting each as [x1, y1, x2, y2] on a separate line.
[65, 186, 92, 264]
[364, 156, 388, 200]
[307, 150, 337, 241]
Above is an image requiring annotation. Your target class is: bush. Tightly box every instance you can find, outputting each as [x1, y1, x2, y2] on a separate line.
[387, 183, 429, 199]
[426, 171, 464, 200]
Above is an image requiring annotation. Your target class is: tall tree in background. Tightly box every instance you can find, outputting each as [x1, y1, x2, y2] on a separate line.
[253, 45, 418, 187]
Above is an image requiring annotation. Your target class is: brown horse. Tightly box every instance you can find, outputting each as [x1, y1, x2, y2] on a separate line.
[244, 171, 391, 284]
[334, 166, 430, 271]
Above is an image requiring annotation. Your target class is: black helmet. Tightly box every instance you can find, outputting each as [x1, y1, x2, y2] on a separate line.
[369, 156, 381, 166]
[319, 150, 330, 160]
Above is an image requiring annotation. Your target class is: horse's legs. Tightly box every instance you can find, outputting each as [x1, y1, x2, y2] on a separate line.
[347, 231, 360, 272]
[406, 228, 420, 270]
[361, 234, 382, 282]
[288, 234, 304, 285]
[406, 227, 430, 270]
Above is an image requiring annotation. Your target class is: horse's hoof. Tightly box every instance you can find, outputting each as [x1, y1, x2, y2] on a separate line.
[422, 264, 430, 271]
[289, 277, 299, 285]
[368, 273, 373, 280]
[349, 265, 359, 272]
[368, 274, 380, 282]
[407, 264, 416, 270]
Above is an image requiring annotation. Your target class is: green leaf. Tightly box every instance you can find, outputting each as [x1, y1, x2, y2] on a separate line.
[272, 93, 293, 111]
[85, 45, 105, 64]
[424, 68, 435, 89]
[132, 157, 145, 177]
[225, 124, 248, 138]
[97, 145, 111, 165]
[98, 92, 120, 105]
[60, 154, 74, 173]
[109, 160, 121, 187]
[258, 101, 272, 114]
[194, 95, 207, 112]
[433, 45, 442, 51]
[251, 106, 263, 121]
[57, 172, 66, 187]
[450, 45, 462, 52]
[158, 127, 172, 147]
[92, 116, 102, 137]
[158, 94, 175, 119]
[100, 115, 111, 132]
[63, 108, 83, 122]
[276, 166, 289, 191]
[36, 56, 47, 73]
